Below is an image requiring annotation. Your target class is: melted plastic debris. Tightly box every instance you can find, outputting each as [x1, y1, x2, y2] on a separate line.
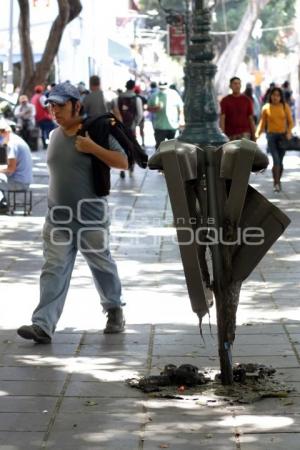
[126, 362, 295, 403]
[127, 364, 209, 393]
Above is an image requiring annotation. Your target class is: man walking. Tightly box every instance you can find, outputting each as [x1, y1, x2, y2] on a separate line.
[82, 75, 108, 117]
[220, 77, 256, 141]
[112, 79, 143, 178]
[147, 81, 184, 150]
[31, 85, 56, 149]
[17, 82, 128, 343]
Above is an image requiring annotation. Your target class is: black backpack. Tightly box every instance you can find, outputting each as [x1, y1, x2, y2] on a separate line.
[82, 113, 148, 169]
[117, 96, 137, 128]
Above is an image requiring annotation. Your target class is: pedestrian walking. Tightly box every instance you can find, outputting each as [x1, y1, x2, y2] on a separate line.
[262, 82, 276, 104]
[281, 81, 296, 123]
[243, 82, 261, 124]
[17, 82, 128, 344]
[82, 75, 108, 117]
[113, 79, 143, 178]
[220, 76, 256, 141]
[255, 86, 293, 193]
[134, 85, 147, 147]
[146, 81, 159, 132]
[31, 85, 56, 149]
[147, 81, 184, 150]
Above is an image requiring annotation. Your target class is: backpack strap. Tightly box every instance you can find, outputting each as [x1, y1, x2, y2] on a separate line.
[80, 113, 148, 169]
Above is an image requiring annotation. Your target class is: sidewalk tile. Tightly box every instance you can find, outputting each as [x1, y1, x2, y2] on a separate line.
[0, 147, 299, 449]
[0, 431, 44, 448]
[239, 433, 300, 450]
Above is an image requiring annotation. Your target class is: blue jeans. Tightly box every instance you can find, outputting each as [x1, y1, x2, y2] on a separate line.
[38, 119, 56, 149]
[0, 175, 30, 202]
[266, 132, 286, 167]
[32, 217, 123, 337]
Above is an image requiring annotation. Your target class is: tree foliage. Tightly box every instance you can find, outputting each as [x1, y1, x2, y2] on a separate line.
[140, 0, 296, 57]
[252, 0, 296, 55]
[213, 0, 296, 57]
[18, 0, 82, 97]
[214, 0, 271, 95]
[139, 0, 296, 96]
[139, 0, 183, 13]
[139, 0, 187, 29]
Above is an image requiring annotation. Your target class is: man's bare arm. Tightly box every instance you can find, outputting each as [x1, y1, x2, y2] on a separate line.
[75, 133, 128, 170]
[0, 158, 16, 175]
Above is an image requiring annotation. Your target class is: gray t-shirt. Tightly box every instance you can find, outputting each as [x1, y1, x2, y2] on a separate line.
[47, 127, 125, 224]
[7, 134, 33, 184]
[82, 91, 108, 117]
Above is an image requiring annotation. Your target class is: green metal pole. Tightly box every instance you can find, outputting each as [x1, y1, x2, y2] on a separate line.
[179, 1, 227, 146]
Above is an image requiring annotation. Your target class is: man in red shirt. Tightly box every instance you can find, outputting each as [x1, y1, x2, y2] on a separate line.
[220, 77, 256, 141]
[31, 85, 56, 149]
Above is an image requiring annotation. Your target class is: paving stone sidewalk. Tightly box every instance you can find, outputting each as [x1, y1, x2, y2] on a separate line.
[0, 142, 299, 449]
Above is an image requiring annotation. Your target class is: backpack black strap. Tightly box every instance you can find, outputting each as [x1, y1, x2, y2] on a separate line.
[79, 116, 111, 197]
[117, 96, 137, 128]
[82, 113, 148, 169]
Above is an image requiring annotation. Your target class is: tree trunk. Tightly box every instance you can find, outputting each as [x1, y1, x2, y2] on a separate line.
[18, 0, 82, 97]
[215, 0, 270, 97]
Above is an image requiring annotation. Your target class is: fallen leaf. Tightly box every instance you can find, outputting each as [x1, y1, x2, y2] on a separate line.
[84, 400, 98, 407]
[159, 444, 169, 448]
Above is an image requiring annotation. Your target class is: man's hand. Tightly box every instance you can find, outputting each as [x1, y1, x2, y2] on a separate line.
[75, 132, 128, 169]
[75, 132, 96, 154]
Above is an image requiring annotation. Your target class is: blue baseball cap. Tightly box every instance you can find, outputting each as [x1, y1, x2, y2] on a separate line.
[45, 81, 80, 105]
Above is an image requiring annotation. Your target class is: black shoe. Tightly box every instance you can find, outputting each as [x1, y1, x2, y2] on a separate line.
[120, 171, 125, 179]
[17, 324, 51, 344]
[103, 308, 125, 334]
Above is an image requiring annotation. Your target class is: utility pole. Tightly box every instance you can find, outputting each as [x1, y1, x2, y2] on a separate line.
[7, 0, 14, 94]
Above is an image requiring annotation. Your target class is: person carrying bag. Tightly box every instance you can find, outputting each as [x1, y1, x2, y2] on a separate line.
[255, 86, 293, 193]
